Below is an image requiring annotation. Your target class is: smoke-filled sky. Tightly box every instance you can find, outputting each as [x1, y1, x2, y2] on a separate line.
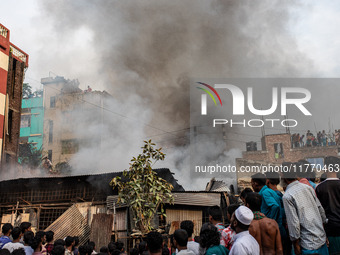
[1, 0, 340, 188]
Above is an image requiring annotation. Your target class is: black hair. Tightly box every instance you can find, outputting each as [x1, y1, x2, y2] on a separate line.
[180, 220, 194, 238]
[162, 236, 168, 244]
[24, 231, 34, 246]
[146, 231, 163, 253]
[265, 171, 280, 185]
[208, 206, 222, 222]
[296, 160, 310, 178]
[100, 246, 109, 253]
[240, 188, 253, 199]
[108, 242, 116, 255]
[161, 247, 169, 255]
[54, 239, 66, 247]
[11, 248, 25, 255]
[320, 173, 327, 182]
[251, 173, 266, 186]
[130, 248, 139, 255]
[74, 236, 80, 247]
[245, 192, 262, 212]
[112, 250, 122, 255]
[65, 236, 75, 247]
[19, 222, 31, 234]
[2, 223, 13, 235]
[36, 231, 46, 242]
[227, 204, 240, 217]
[174, 229, 188, 247]
[89, 241, 96, 250]
[51, 245, 65, 255]
[324, 156, 340, 168]
[199, 223, 220, 249]
[31, 236, 42, 251]
[281, 162, 298, 180]
[0, 249, 10, 255]
[11, 227, 22, 240]
[45, 231, 54, 243]
[115, 241, 124, 252]
[79, 245, 93, 255]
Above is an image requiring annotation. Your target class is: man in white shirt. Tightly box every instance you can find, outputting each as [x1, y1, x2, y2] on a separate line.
[229, 206, 260, 255]
[180, 221, 199, 255]
[174, 229, 195, 255]
[3, 227, 24, 252]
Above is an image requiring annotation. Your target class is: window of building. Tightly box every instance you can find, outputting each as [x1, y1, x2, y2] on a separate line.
[19, 137, 29, 144]
[11, 59, 17, 98]
[50, 96, 56, 108]
[307, 158, 324, 170]
[274, 143, 284, 159]
[6, 153, 11, 163]
[8, 110, 13, 141]
[21, 108, 31, 114]
[20, 115, 31, 128]
[48, 150, 52, 161]
[48, 120, 53, 143]
[61, 139, 79, 154]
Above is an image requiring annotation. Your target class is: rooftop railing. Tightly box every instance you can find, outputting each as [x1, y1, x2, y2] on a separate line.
[10, 43, 29, 67]
[0, 24, 8, 39]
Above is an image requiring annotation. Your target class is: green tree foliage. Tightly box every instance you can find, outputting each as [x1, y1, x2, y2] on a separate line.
[22, 83, 32, 99]
[110, 140, 174, 234]
[19, 142, 42, 168]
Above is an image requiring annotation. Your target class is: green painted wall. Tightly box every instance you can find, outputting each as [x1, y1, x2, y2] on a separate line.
[20, 97, 44, 150]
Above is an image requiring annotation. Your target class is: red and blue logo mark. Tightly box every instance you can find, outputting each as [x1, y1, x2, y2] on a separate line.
[196, 82, 223, 106]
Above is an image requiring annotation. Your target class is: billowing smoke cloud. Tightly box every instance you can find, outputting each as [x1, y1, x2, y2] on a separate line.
[28, 0, 315, 189]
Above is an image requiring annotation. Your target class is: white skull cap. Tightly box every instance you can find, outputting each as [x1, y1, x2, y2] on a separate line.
[235, 205, 254, 225]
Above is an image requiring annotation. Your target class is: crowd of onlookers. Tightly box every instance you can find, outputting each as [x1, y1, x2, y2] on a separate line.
[291, 130, 340, 148]
[1, 156, 340, 255]
[0, 222, 130, 255]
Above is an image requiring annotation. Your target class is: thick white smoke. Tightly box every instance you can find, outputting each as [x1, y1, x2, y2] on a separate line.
[22, 0, 315, 189]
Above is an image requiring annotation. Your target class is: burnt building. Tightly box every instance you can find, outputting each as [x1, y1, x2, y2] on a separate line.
[0, 168, 184, 245]
[0, 23, 29, 169]
[41, 76, 113, 166]
[0, 168, 231, 250]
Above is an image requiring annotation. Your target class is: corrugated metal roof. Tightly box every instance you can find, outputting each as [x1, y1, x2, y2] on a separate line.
[107, 191, 221, 209]
[45, 204, 91, 245]
[206, 179, 230, 193]
[171, 192, 220, 206]
[1, 168, 175, 181]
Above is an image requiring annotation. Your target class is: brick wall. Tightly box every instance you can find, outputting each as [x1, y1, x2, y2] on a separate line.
[3, 54, 25, 165]
[236, 133, 340, 189]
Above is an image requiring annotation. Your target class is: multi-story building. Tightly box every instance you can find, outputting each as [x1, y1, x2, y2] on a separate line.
[41, 76, 112, 166]
[0, 24, 29, 169]
[19, 96, 44, 154]
[236, 133, 340, 189]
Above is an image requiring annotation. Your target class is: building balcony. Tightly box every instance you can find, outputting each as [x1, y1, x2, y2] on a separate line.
[0, 24, 8, 39]
[10, 43, 29, 67]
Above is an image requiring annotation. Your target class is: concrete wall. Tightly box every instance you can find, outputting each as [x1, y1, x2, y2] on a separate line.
[41, 77, 111, 166]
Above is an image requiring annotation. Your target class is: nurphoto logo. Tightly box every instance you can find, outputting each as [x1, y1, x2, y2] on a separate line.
[196, 82, 312, 128]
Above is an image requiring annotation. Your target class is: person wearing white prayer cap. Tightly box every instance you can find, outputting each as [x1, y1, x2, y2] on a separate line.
[229, 206, 260, 255]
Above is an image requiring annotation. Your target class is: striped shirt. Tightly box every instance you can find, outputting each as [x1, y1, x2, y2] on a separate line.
[283, 180, 327, 250]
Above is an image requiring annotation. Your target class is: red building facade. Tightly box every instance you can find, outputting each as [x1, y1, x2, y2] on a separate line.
[0, 24, 29, 169]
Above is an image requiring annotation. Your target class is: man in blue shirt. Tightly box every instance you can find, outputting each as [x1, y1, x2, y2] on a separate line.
[251, 172, 288, 251]
[251, 173, 281, 221]
[0, 223, 13, 249]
